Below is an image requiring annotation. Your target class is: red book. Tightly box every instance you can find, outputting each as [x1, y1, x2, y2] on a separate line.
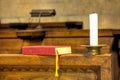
[22, 46, 71, 56]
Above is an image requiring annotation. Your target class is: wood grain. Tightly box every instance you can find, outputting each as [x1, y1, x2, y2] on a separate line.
[0, 54, 113, 80]
[0, 39, 23, 54]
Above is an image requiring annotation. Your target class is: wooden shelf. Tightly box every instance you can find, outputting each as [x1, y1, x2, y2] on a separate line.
[16, 29, 46, 38]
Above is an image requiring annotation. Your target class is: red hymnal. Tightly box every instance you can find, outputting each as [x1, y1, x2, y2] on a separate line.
[22, 46, 71, 55]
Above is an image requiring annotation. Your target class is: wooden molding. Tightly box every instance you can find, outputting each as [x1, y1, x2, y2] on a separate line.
[0, 54, 113, 80]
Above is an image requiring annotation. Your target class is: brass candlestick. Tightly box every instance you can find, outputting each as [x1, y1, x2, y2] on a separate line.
[81, 45, 105, 55]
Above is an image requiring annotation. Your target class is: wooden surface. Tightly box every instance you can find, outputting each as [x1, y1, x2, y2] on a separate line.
[16, 29, 46, 37]
[0, 22, 82, 29]
[0, 29, 114, 54]
[0, 24, 120, 80]
[0, 29, 114, 38]
[0, 39, 23, 54]
[0, 30, 17, 38]
[0, 53, 113, 80]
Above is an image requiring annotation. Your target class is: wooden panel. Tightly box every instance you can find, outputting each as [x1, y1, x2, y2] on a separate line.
[23, 37, 113, 53]
[0, 72, 96, 80]
[17, 29, 45, 37]
[45, 29, 113, 37]
[0, 29, 113, 38]
[0, 24, 9, 29]
[0, 29, 114, 54]
[0, 30, 17, 38]
[29, 22, 66, 28]
[0, 39, 23, 54]
[98, 29, 113, 36]
[112, 29, 120, 35]
[0, 54, 113, 80]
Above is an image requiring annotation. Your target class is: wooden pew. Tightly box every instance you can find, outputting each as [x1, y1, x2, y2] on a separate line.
[0, 29, 114, 54]
[0, 53, 113, 80]
[0, 23, 119, 80]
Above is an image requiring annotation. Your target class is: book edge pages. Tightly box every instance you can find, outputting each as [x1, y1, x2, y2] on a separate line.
[55, 47, 72, 55]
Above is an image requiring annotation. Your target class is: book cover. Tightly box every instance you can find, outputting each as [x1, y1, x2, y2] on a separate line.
[22, 46, 71, 55]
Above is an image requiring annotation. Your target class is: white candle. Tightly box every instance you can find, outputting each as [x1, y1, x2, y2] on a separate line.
[89, 13, 98, 46]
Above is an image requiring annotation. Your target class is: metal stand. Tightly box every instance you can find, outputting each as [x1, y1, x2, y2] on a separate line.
[30, 9, 56, 29]
[81, 45, 105, 55]
[35, 14, 42, 29]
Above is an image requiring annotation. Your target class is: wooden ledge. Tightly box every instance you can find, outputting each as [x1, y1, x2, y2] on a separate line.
[0, 53, 113, 80]
[0, 53, 112, 66]
[16, 29, 46, 38]
[0, 29, 114, 38]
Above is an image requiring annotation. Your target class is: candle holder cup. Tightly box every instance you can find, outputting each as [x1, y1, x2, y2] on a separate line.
[81, 45, 105, 55]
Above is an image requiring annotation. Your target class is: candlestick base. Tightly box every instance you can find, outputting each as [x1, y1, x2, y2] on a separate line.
[81, 45, 105, 55]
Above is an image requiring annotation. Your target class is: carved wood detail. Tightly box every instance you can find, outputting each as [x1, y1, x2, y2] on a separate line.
[0, 54, 113, 80]
[0, 65, 99, 73]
